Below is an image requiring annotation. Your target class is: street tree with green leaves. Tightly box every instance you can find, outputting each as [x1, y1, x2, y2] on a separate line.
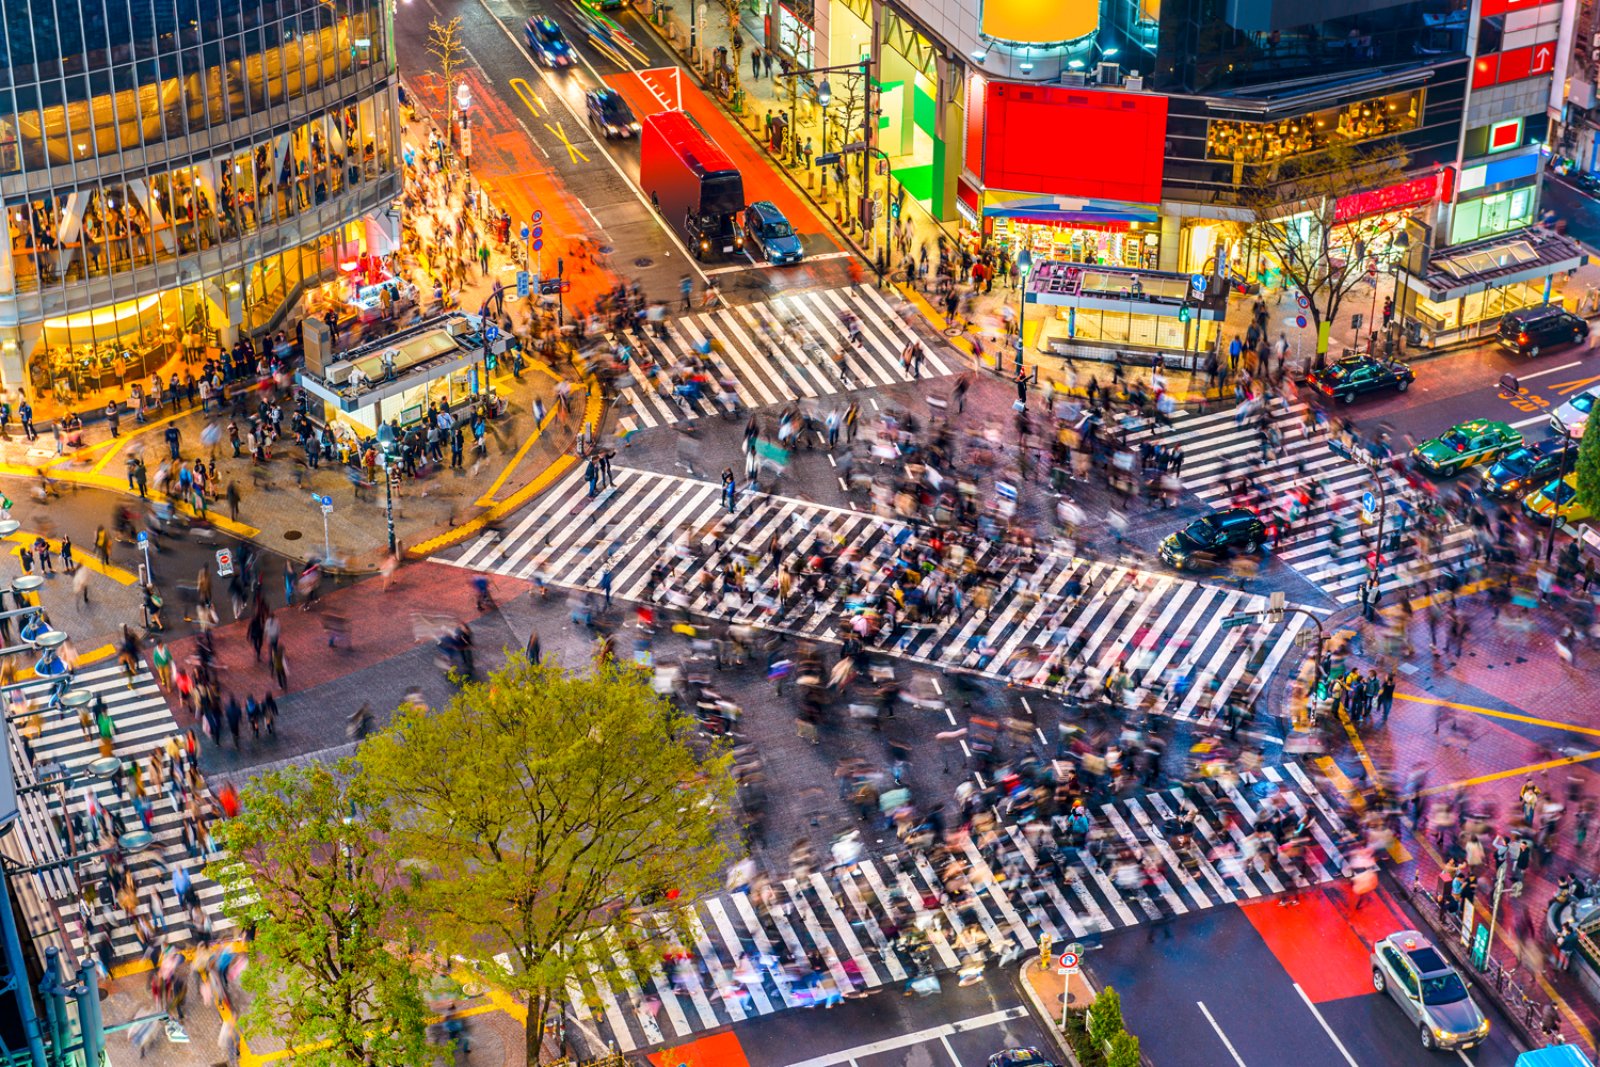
[359, 658, 738, 1064]
[1576, 406, 1600, 517]
[209, 761, 431, 1067]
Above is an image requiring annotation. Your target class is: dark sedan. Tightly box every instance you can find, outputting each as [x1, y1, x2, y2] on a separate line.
[1481, 437, 1577, 499]
[1306, 354, 1415, 404]
[1159, 507, 1267, 569]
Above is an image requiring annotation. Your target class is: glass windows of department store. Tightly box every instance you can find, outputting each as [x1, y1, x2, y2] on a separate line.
[15, 226, 358, 404]
[0, 0, 389, 175]
[2, 95, 395, 294]
[1205, 90, 1422, 165]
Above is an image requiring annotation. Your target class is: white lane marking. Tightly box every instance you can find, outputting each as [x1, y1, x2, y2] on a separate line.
[779, 1007, 1029, 1067]
[1198, 1001, 1249, 1066]
[1515, 360, 1583, 382]
[1511, 414, 1550, 429]
[1294, 983, 1363, 1067]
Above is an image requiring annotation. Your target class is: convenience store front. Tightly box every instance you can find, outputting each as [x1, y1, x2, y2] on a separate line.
[964, 195, 1164, 271]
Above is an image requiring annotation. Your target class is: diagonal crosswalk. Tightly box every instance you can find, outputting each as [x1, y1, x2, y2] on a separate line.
[612, 286, 953, 430]
[1131, 403, 1482, 604]
[560, 763, 1348, 1053]
[451, 466, 1309, 725]
[6, 664, 231, 963]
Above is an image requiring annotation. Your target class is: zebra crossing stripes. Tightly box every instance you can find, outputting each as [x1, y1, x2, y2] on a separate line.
[13, 664, 231, 962]
[565, 765, 1347, 1053]
[1133, 402, 1479, 604]
[614, 285, 953, 430]
[450, 466, 1311, 722]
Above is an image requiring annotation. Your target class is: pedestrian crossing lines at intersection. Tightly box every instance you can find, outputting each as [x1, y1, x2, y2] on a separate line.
[450, 466, 1310, 724]
[560, 763, 1349, 1054]
[612, 285, 952, 430]
[1133, 403, 1479, 604]
[8, 664, 231, 963]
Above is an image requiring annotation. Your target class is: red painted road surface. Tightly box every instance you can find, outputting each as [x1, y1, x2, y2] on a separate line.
[1242, 886, 1411, 1003]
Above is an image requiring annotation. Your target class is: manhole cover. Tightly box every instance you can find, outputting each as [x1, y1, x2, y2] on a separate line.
[634, 257, 653, 268]
[283, 530, 303, 541]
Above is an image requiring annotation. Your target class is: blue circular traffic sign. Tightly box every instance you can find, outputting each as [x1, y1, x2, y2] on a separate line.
[1295, 315, 1307, 328]
[533, 226, 544, 239]
[532, 210, 544, 223]
[533, 239, 544, 251]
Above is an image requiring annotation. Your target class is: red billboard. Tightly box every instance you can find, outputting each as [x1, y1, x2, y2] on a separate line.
[1333, 173, 1445, 223]
[980, 82, 1167, 203]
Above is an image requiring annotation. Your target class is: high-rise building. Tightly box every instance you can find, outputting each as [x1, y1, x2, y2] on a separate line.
[0, 0, 403, 405]
[763, 0, 1579, 355]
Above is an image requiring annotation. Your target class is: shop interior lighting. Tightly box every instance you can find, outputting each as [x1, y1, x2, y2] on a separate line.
[1067, 59, 1084, 69]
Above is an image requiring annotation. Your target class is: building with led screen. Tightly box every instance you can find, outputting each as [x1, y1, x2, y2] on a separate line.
[747, 0, 1577, 354]
[0, 0, 402, 406]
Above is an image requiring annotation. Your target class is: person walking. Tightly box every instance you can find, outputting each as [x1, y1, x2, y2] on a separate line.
[721, 467, 738, 513]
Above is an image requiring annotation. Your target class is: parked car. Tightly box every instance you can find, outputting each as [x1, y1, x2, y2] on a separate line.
[988, 1050, 1058, 1067]
[1481, 437, 1577, 499]
[585, 88, 639, 138]
[525, 16, 574, 68]
[1306, 354, 1415, 403]
[1158, 507, 1268, 569]
[1411, 419, 1522, 476]
[1551, 384, 1599, 439]
[1497, 303, 1589, 356]
[1370, 931, 1489, 1050]
[743, 200, 805, 265]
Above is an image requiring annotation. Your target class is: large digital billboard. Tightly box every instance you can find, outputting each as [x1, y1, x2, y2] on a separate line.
[980, 0, 1099, 44]
[979, 82, 1168, 204]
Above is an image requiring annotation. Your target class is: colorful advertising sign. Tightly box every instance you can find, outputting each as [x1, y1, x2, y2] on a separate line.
[979, 82, 1167, 204]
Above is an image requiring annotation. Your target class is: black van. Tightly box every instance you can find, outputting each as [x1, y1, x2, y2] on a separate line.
[1497, 303, 1589, 356]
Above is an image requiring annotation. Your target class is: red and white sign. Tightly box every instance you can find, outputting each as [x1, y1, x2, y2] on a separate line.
[1334, 173, 1446, 223]
[1474, 42, 1558, 88]
[1480, 0, 1559, 18]
[1058, 951, 1081, 973]
[1488, 117, 1524, 152]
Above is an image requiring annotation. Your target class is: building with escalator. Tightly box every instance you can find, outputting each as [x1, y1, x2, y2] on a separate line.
[0, 0, 404, 409]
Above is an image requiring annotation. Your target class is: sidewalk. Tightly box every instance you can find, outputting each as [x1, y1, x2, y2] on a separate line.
[1331, 582, 1600, 1053]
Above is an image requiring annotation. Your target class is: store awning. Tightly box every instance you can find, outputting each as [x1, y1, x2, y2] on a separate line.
[982, 196, 1159, 227]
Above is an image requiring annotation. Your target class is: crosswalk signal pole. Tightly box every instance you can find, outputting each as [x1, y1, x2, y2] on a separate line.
[1038, 933, 1052, 972]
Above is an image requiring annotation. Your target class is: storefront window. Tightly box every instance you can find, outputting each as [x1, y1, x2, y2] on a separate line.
[984, 217, 1160, 270]
[1206, 90, 1424, 165]
[1449, 188, 1535, 245]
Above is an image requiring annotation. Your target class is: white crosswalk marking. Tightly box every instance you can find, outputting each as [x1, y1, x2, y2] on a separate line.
[610, 287, 952, 431]
[6, 664, 232, 964]
[451, 467, 1307, 724]
[556, 766, 1349, 1053]
[1133, 403, 1486, 603]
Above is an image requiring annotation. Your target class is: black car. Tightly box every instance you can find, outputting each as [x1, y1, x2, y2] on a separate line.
[1481, 437, 1577, 498]
[1306, 354, 1415, 403]
[1497, 303, 1589, 356]
[988, 1050, 1057, 1067]
[1159, 507, 1267, 569]
[585, 88, 639, 138]
[524, 16, 574, 68]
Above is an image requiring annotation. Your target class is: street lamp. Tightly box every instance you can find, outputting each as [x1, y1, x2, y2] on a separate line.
[1016, 248, 1033, 373]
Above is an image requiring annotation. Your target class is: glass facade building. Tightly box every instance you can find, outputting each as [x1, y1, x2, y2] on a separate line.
[0, 0, 401, 404]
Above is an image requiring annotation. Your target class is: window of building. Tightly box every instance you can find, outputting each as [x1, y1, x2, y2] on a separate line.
[1206, 90, 1424, 165]
[1448, 191, 1535, 245]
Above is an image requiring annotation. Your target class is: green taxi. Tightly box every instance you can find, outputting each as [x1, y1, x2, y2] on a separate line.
[1411, 419, 1523, 477]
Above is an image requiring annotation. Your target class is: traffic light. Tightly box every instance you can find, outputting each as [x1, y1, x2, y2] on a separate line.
[1178, 304, 1192, 323]
[890, 199, 901, 220]
[486, 350, 498, 371]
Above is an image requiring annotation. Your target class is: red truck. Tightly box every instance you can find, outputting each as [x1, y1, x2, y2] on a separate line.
[639, 110, 745, 260]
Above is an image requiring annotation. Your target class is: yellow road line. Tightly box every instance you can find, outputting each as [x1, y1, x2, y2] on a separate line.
[509, 76, 545, 116]
[476, 402, 565, 506]
[409, 382, 603, 556]
[1393, 692, 1600, 739]
[1417, 748, 1600, 798]
[543, 120, 589, 163]
[1315, 755, 1411, 862]
[6, 534, 138, 585]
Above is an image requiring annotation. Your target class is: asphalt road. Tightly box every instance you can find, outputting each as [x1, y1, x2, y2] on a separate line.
[1094, 880, 1524, 1067]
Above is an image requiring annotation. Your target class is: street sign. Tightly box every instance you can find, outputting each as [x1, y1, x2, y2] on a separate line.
[215, 548, 234, 577]
[1221, 613, 1255, 629]
[532, 210, 543, 223]
[136, 531, 148, 546]
[533, 226, 544, 239]
[1190, 273, 1208, 293]
[520, 223, 530, 242]
[533, 238, 544, 252]
[1057, 950, 1080, 975]
[1361, 491, 1376, 513]
[485, 323, 500, 342]
[1295, 315, 1308, 328]
[1471, 922, 1490, 969]
[1296, 293, 1310, 309]
[517, 270, 530, 299]
[815, 152, 842, 166]
[321, 501, 333, 515]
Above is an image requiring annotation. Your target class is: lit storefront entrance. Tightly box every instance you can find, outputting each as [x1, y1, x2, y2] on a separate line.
[1026, 261, 1225, 369]
[967, 196, 1163, 270]
[1400, 228, 1587, 347]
